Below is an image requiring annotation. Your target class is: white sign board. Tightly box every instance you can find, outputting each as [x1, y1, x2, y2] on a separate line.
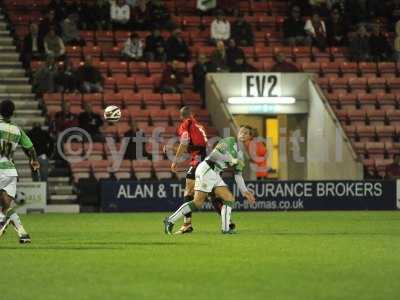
[241, 73, 282, 97]
[15, 182, 47, 214]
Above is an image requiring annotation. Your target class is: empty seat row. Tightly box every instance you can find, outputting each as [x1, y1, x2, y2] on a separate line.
[344, 124, 400, 141]
[327, 93, 400, 109]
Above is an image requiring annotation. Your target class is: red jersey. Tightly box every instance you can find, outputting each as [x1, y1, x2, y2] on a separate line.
[177, 117, 207, 166]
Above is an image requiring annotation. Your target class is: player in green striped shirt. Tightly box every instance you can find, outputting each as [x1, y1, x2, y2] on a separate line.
[0, 100, 40, 244]
[164, 126, 256, 234]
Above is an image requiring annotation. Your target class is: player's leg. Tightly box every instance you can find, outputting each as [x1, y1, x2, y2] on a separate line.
[214, 186, 235, 234]
[209, 191, 236, 230]
[176, 176, 195, 234]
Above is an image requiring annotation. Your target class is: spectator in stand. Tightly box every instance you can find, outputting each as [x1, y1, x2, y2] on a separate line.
[160, 60, 184, 93]
[110, 0, 131, 30]
[210, 12, 231, 44]
[210, 40, 229, 72]
[305, 12, 327, 51]
[326, 8, 347, 46]
[386, 0, 400, 30]
[145, 29, 167, 61]
[55, 58, 78, 93]
[78, 102, 104, 141]
[27, 123, 53, 182]
[122, 33, 144, 61]
[197, 0, 217, 15]
[124, 120, 149, 160]
[386, 154, 400, 178]
[309, 0, 329, 17]
[230, 57, 257, 72]
[192, 53, 217, 100]
[95, 0, 112, 30]
[147, 0, 172, 30]
[349, 25, 370, 61]
[77, 55, 104, 93]
[226, 39, 245, 70]
[231, 15, 254, 47]
[38, 10, 60, 47]
[270, 53, 300, 72]
[369, 24, 393, 62]
[395, 21, 400, 62]
[33, 55, 57, 94]
[44, 27, 66, 60]
[282, 6, 310, 46]
[21, 23, 44, 69]
[62, 13, 85, 46]
[166, 29, 191, 62]
[48, 0, 68, 22]
[52, 102, 79, 135]
[131, 0, 148, 30]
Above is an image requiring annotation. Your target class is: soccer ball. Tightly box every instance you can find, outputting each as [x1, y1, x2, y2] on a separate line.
[104, 105, 121, 123]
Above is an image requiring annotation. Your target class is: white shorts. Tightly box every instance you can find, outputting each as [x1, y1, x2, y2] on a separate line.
[194, 161, 227, 193]
[0, 174, 17, 198]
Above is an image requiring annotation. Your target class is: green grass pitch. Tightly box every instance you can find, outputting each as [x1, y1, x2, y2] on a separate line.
[0, 211, 399, 300]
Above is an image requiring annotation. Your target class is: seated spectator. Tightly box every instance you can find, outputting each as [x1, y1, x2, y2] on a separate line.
[386, 154, 400, 178]
[147, 0, 172, 30]
[369, 24, 393, 62]
[62, 13, 85, 46]
[326, 8, 347, 46]
[27, 123, 53, 182]
[283, 6, 310, 46]
[166, 29, 191, 62]
[122, 33, 144, 61]
[145, 29, 167, 62]
[38, 10, 61, 47]
[110, 0, 130, 30]
[55, 58, 78, 93]
[210, 41, 229, 72]
[226, 39, 245, 70]
[77, 55, 104, 93]
[21, 23, 44, 69]
[78, 102, 104, 141]
[270, 53, 300, 72]
[230, 57, 257, 72]
[395, 20, 400, 62]
[305, 12, 327, 51]
[124, 120, 149, 160]
[349, 25, 370, 62]
[192, 54, 217, 100]
[131, 0, 148, 30]
[210, 12, 231, 43]
[52, 102, 78, 135]
[33, 55, 57, 94]
[44, 27, 66, 60]
[160, 60, 184, 93]
[309, 0, 329, 17]
[231, 15, 254, 46]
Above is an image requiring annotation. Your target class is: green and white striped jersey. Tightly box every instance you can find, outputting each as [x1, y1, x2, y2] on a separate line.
[207, 137, 245, 173]
[0, 119, 33, 176]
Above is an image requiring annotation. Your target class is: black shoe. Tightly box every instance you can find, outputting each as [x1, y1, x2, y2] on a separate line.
[19, 234, 31, 244]
[222, 229, 236, 234]
[229, 222, 236, 230]
[164, 217, 174, 235]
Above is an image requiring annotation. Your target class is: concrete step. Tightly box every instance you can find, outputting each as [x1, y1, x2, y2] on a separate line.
[0, 30, 10, 37]
[0, 84, 31, 93]
[49, 185, 74, 195]
[14, 109, 42, 116]
[17, 168, 32, 178]
[50, 194, 78, 204]
[0, 52, 19, 61]
[0, 61, 21, 68]
[0, 37, 14, 45]
[48, 177, 70, 184]
[0, 45, 16, 52]
[0, 93, 35, 100]
[0, 69, 25, 77]
[45, 204, 80, 213]
[12, 116, 45, 126]
[14, 101, 38, 109]
[0, 77, 29, 84]
[0, 23, 6, 31]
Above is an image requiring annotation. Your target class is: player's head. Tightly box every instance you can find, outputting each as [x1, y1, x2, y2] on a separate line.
[238, 125, 253, 142]
[180, 106, 192, 120]
[0, 100, 15, 120]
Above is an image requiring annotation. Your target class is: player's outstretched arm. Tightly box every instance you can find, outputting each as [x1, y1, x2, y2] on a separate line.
[234, 172, 255, 203]
[171, 142, 188, 173]
[19, 129, 40, 171]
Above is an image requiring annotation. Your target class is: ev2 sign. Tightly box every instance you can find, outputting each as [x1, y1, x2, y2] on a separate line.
[242, 73, 282, 97]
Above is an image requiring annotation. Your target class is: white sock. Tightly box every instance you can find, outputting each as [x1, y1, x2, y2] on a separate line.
[0, 212, 5, 223]
[9, 213, 27, 237]
[183, 215, 191, 224]
[169, 202, 194, 224]
[221, 204, 232, 232]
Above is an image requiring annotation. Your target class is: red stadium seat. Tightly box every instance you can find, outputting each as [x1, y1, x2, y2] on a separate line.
[368, 77, 387, 93]
[348, 78, 367, 93]
[347, 108, 366, 125]
[329, 77, 348, 93]
[320, 62, 340, 78]
[92, 160, 111, 180]
[135, 76, 155, 92]
[376, 125, 395, 142]
[66, 46, 82, 59]
[366, 108, 386, 125]
[182, 91, 202, 108]
[70, 161, 91, 183]
[122, 91, 143, 108]
[128, 108, 151, 126]
[114, 160, 132, 180]
[63, 93, 82, 105]
[103, 92, 124, 107]
[153, 160, 174, 180]
[148, 62, 165, 75]
[96, 31, 115, 46]
[104, 77, 117, 91]
[82, 93, 103, 107]
[358, 62, 377, 78]
[109, 61, 128, 75]
[103, 46, 122, 60]
[162, 93, 182, 108]
[340, 62, 358, 78]
[356, 125, 376, 141]
[150, 110, 171, 127]
[114, 75, 135, 91]
[143, 93, 163, 108]
[82, 46, 101, 59]
[302, 62, 320, 74]
[376, 93, 397, 110]
[357, 93, 377, 109]
[387, 78, 400, 92]
[129, 61, 148, 76]
[377, 62, 397, 78]
[330, 47, 347, 62]
[132, 160, 152, 180]
[365, 142, 385, 159]
[85, 143, 104, 160]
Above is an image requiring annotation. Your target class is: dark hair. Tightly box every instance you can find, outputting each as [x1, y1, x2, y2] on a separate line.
[240, 125, 253, 133]
[0, 100, 15, 119]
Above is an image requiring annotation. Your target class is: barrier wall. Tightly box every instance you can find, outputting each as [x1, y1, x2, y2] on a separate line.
[100, 180, 397, 212]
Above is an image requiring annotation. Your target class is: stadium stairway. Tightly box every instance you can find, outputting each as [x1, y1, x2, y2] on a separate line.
[0, 8, 77, 208]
